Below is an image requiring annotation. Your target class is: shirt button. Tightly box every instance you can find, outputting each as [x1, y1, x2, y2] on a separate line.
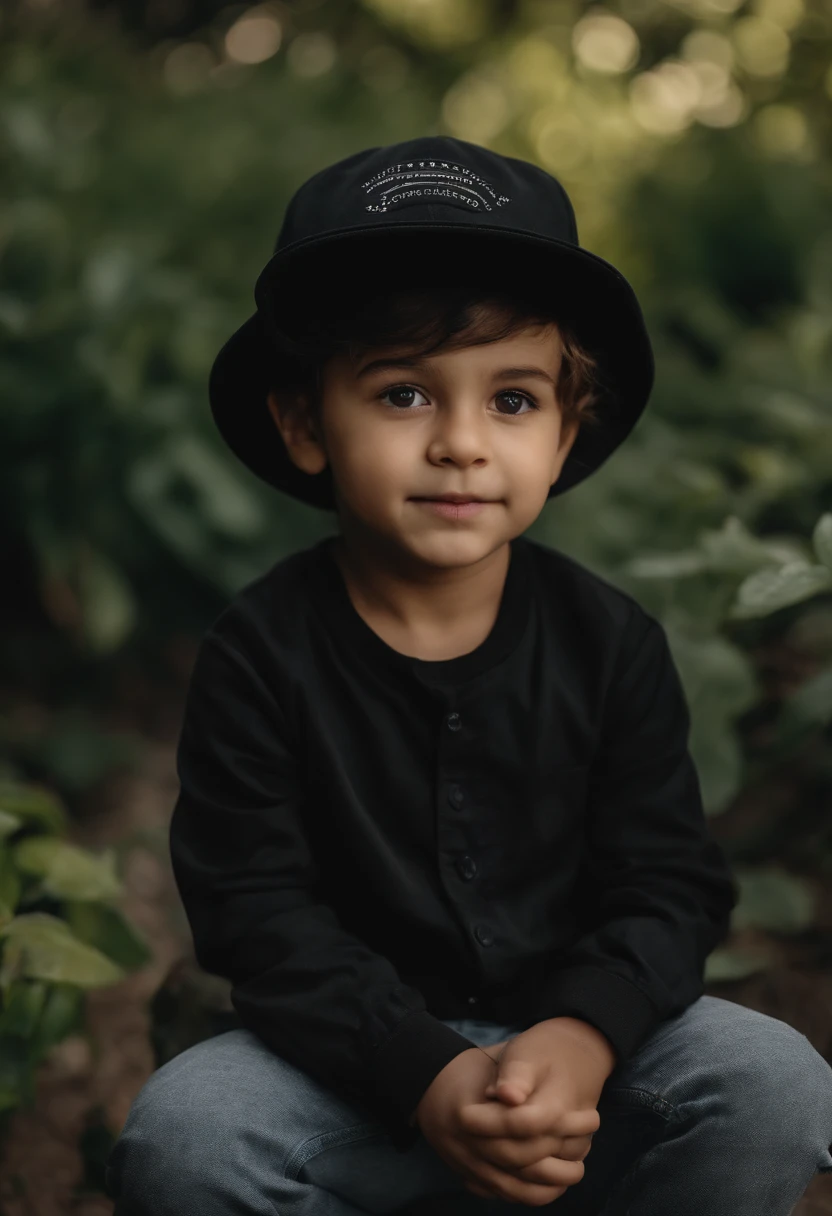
[467, 995, 479, 1006]
[446, 712, 461, 732]
[474, 924, 493, 947]
[448, 784, 464, 810]
[455, 855, 477, 881]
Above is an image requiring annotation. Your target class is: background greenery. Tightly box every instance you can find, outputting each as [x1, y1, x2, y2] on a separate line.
[2, 0, 832, 1127]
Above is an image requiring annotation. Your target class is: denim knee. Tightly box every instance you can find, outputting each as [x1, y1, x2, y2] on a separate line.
[709, 1015, 832, 1155]
[105, 1038, 266, 1212]
[106, 1059, 210, 1205]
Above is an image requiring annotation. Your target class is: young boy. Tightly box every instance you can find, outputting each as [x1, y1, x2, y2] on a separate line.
[106, 137, 832, 1215]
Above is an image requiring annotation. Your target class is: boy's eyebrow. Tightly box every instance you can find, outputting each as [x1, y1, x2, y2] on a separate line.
[355, 357, 558, 388]
[494, 366, 558, 389]
[355, 357, 423, 379]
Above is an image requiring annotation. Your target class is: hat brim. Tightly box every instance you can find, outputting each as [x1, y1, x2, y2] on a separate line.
[209, 224, 654, 511]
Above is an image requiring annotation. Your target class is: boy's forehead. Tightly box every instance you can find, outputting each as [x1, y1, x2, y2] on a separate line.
[343, 323, 563, 374]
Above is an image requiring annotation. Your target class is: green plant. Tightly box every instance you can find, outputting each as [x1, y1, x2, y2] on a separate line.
[623, 512, 832, 983]
[0, 778, 151, 1121]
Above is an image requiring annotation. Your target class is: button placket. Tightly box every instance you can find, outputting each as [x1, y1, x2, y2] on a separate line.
[438, 701, 493, 978]
[448, 783, 464, 810]
[455, 855, 477, 881]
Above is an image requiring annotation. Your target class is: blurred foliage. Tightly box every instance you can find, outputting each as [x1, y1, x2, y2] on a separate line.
[623, 513, 832, 805]
[647, 511, 832, 980]
[0, 778, 151, 1124]
[1, 0, 831, 1004]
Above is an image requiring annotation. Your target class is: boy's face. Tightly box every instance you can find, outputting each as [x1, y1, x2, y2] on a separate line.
[268, 320, 579, 570]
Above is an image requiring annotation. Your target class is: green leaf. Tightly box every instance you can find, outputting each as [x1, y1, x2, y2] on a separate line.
[670, 631, 758, 814]
[690, 723, 745, 817]
[77, 547, 137, 654]
[13, 837, 122, 902]
[729, 562, 832, 619]
[18, 714, 141, 794]
[0, 783, 67, 835]
[697, 515, 782, 574]
[0, 810, 22, 840]
[704, 944, 777, 983]
[29, 984, 84, 1062]
[623, 551, 708, 580]
[170, 435, 265, 539]
[0, 292, 30, 336]
[0, 913, 125, 988]
[0, 980, 47, 1038]
[81, 245, 136, 312]
[0, 1036, 34, 1113]
[128, 435, 264, 576]
[775, 663, 832, 748]
[0, 852, 22, 918]
[65, 900, 152, 970]
[813, 514, 832, 573]
[0, 928, 24, 999]
[731, 867, 817, 934]
[623, 517, 794, 583]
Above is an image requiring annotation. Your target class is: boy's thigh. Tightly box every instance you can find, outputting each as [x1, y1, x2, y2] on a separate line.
[603, 992, 832, 1120]
[105, 1022, 469, 1214]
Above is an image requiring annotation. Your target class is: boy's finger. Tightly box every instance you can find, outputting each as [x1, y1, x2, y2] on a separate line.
[465, 1130, 561, 1174]
[459, 1099, 600, 1139]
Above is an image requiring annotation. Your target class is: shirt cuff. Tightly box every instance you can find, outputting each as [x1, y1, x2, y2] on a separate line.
[535, 966, 661, 1065]
[366, 1011, 475, 1148]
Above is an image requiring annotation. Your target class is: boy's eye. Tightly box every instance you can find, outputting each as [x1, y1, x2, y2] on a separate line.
[379, 386, 539, 414]
[381, 385, 428, 409]
[496, 390, 538, 415]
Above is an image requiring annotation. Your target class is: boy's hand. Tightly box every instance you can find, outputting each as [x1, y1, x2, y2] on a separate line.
[456, 1019, 614, 1201]
[414, 1044, 598, 1207]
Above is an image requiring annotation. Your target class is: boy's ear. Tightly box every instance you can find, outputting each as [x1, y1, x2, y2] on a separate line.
[549, 416, 581, 489]
[266, 389, 328, 477]
[559, 417, 581, 453]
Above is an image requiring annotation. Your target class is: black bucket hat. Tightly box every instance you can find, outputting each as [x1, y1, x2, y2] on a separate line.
[208, 135, 654, 511]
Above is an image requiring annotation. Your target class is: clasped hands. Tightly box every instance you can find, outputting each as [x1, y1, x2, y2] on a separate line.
[418, 1017, 614, 1207]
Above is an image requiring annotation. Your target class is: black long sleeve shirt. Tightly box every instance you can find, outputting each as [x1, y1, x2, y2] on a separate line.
[169, 532, 739, 1152]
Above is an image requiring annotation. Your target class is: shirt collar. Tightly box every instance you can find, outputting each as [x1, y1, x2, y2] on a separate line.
[308, 533, 532, 686]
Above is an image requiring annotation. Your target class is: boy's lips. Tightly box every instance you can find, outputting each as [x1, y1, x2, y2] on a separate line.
[410, 495, 494, 503]
[410, 497, 495, 518]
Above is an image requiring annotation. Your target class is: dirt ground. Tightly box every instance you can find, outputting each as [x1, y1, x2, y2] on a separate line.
[1, 735, 831, 1215]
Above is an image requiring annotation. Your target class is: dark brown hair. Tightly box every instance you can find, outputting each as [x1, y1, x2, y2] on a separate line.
[266, 281, 607, 442]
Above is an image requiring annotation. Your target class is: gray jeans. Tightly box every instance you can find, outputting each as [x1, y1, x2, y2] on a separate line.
[105, 995, 832, 1215]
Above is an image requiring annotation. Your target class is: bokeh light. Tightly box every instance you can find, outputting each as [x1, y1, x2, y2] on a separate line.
[286, 32, 337, 77]
[532, 111, 591, 173]
[163, 42, 216, 94]
[572, 10, 641, 74]
[680, 29, 735, 70]
[224, 8, 283, 66]
[358, 45, 409, 93]
[752, 103, 811, 157]
[731, 16, 791, 77]
[441, 72, 510, 142]
[753, 0, 805, 32]
[361, 0, 486, 49]
[507, 37, 570, 104]
[693, 80, 747, 127]
[630, 61, 704, 134]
